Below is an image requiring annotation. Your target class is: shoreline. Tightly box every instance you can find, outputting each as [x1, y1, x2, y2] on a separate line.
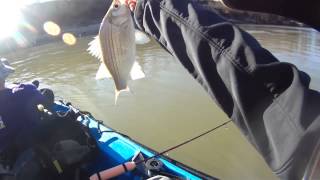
[1, 23, 316, 55]
[0, 0, 311, 54]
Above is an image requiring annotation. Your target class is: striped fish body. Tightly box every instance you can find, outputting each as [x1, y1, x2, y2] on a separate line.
[99, 3, 136, 91]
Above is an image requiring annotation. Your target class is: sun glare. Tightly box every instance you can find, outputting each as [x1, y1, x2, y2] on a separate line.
[0, 1, 26, 39]
[43, 21, 61, 36]
[62, 33, 77, 46]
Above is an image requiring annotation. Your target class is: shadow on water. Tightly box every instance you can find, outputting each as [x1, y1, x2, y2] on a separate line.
[2, 25, 320, 180]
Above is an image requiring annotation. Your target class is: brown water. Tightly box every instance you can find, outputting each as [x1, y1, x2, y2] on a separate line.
[3, 25, 320, 180]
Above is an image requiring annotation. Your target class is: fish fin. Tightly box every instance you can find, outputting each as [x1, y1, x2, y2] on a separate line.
[115, 87, 130, 104]
[95, 63, 112, 80]
[135, 30, 150, 44]
[87, 36, 102, 60]
[130, 61, 145, 80]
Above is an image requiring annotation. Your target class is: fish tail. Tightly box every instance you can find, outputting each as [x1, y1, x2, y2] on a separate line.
[114, 87, 130, 104]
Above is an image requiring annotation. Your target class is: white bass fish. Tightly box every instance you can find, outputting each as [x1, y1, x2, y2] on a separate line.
[88, 1, 149, 103]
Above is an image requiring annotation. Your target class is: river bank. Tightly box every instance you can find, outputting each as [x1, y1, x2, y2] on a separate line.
[0, 0, 308, 54]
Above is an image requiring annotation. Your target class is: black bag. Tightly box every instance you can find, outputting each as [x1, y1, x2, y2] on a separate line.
[0, 106, 98, 180]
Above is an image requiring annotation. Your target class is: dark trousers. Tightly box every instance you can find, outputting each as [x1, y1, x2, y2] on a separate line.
[133, 0, 320, 179]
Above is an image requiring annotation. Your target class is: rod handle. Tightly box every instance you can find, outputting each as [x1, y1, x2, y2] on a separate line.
[90, 162, 136, 180]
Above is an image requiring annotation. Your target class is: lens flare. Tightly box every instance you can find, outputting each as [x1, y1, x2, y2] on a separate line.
[43, 21, 61, 36]
[22, 22, 37, 33]
[13, 32, 28, 47]
[0, 1, 24, 39]
[62, 33, 77, 46]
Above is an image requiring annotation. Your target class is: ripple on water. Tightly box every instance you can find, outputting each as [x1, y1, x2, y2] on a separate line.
[3, 26, 320, 180]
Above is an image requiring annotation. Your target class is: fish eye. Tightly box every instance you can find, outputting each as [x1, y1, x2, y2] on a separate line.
[114, 4, 119, 9]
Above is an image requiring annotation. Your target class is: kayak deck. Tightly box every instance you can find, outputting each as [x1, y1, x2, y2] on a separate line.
[54, 101, 217, 180]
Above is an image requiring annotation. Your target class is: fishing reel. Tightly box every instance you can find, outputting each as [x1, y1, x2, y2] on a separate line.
[132, 152, 179, 179]
[145, 158, 164, 177]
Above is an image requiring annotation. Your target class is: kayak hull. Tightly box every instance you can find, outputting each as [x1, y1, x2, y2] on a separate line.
[54, 101, 218, 180]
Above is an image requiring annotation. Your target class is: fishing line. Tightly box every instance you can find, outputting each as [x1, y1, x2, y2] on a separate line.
[65, 102, 233, 178]
[136, 120, 232, 165]
[67, 102, 232, 165]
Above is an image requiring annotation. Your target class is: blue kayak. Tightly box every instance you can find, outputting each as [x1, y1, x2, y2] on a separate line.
[53, 101, 217, 180]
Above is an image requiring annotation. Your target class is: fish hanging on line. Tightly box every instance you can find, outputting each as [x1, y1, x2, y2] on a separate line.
[87, 0, 150, 103]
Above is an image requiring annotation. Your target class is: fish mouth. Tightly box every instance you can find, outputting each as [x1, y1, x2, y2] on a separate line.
[109, 2, 131, 24]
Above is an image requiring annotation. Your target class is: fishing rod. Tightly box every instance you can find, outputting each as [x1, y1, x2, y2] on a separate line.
[89, 117, 232, 180]
[43, 101, 231, 180]
[135, 119, 232, 165]
[39, 100, 232, 179]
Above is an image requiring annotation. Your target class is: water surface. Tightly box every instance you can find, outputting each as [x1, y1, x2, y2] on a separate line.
[3, 25, 320, 180]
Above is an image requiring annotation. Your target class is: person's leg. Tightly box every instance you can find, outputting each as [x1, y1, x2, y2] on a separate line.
[133, 0, 320, 179]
